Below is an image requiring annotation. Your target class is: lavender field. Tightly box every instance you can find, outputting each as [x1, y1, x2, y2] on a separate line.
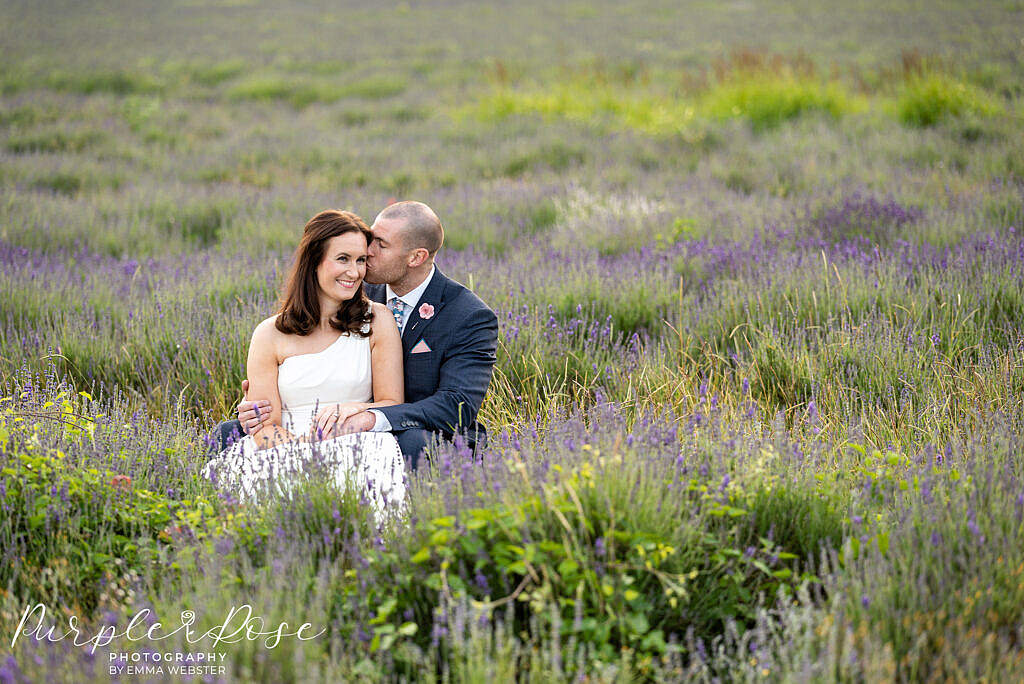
[2, 0, 1024, 681]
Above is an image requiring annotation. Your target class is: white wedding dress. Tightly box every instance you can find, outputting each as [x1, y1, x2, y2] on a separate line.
[202, 328, 406, 520]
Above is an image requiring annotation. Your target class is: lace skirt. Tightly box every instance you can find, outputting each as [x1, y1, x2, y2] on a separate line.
[202, 431, 406, 521]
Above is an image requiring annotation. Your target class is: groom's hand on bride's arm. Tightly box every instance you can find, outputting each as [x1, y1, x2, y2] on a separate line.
[236, 379, 272, 435]
[311, 403, 365, 439]
[339, 411, 376, 434]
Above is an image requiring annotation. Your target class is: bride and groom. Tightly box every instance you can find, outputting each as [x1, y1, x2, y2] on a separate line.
[202, 201, 498, 517]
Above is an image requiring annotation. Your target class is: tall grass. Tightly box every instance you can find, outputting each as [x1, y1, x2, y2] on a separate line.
[3, 379, 1022, 680]
[898, 73, 1002, 127]
[227, 75, 407, 108]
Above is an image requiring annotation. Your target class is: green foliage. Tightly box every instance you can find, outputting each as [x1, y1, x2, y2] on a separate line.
[469, 83, 698, 136]
[145, 198, 239, 246]
[46, 69, 162, 95]
[383, 171, 415, 195]
[502, 143, 586, 177]
[345, 456, 834, 675]
[0, 396, 166, 612]
[526, 200, 559, 233]
[188, 59, 248, 87]
[337, 108, 372, 126]
[387, 105, 428, 122]
[338, 76, 407, 99]
[227, 75, 407, 108]
[703, 75, 855, 131]
[472, 71, 859, 136]
[831, 438, 1024, 680]
[0, 62, 30, 95]
[30, 171, 83, 195]
[121, 96, 163, 134]
[226, 76, 296, 102]
[898, 73, 1002, 127]
[28, 167, 124, 195]
[260, 473, 376, 566]
[0, 104, 55, 128]
[5, 128, 107, 154]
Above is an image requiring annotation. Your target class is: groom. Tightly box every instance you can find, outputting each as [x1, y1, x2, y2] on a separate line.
[231, 200, 498, 470]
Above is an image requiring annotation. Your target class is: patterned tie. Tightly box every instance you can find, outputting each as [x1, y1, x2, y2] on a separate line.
[387, 297, 407, 332]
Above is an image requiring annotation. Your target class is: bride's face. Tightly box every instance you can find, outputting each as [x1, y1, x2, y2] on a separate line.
[316, 232, 367, 303]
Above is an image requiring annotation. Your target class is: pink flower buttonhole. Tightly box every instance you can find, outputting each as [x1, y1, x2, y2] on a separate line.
[418, 303, 435, 319]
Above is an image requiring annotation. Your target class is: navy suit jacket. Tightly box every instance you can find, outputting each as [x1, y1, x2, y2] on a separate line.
[364, 268, 498, 443]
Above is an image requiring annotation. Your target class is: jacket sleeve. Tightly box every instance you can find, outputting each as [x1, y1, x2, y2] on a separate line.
[377, 303, 498, 435]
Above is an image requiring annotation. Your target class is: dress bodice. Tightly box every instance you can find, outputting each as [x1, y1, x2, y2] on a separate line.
[277, 328, 372, 434]
[203, 318, 404, 520]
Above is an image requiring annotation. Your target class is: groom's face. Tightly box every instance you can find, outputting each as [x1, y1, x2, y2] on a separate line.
[365, 217, 408, 285]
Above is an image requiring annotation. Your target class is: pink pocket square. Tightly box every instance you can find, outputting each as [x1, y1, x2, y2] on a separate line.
[411, 340, 432, 354]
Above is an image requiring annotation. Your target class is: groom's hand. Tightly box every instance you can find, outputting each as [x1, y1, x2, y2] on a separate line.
[237, 378, 271, 435]
[310, 403, 363, 440]
[340, 411, 376, 434]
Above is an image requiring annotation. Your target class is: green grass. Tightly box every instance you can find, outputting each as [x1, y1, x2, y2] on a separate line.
[143, 198, 241, 247]
[898, 72, 1003, 127]
[0, 104, 56, 128]
[226, 74, 407, 108]
[502, 142, 586, 177]
[187, 58, 248, 87]
[28, 167, 124, 195]
[703, 75, 857, 131]
[5, 128, 108, 154]
[468, 82, 699, 136]
[46, 69, 163, 96]
[469, 69, 863, 136]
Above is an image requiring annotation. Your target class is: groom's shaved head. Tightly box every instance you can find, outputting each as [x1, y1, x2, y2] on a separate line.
[377, 201, 444, 255]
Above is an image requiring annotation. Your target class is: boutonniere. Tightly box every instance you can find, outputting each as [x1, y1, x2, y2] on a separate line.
[418, 302, 435, 319]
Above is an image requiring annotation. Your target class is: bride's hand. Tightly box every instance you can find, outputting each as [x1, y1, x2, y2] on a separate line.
[311, 403, 364, 439]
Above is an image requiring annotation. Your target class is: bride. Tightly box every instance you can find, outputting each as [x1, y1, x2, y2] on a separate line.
[202, 209, 406, 518]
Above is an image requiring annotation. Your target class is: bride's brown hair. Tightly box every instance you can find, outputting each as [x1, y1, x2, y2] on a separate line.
[276, 210, 374, 337]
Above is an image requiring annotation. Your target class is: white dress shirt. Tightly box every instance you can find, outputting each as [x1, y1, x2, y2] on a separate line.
[369, 266, 435, 432]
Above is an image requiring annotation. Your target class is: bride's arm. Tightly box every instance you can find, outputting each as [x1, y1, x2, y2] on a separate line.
[246, 317, 299, 450]
[367, 301, 404, 408]
[311, 303, 403, 437]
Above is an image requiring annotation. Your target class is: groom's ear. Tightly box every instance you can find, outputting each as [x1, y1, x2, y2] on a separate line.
[407, 247, 430, 268]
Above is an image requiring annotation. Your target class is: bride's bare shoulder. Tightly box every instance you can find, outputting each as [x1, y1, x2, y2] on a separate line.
[369, 302, 398, 334]
[251, 315, 286, 346]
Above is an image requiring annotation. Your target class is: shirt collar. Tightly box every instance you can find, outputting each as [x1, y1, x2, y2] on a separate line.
[385, 265, 435, 311]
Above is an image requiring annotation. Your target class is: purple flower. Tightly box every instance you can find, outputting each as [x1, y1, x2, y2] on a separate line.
[967, 518, 985, 544]
[1, 655, 21, 684]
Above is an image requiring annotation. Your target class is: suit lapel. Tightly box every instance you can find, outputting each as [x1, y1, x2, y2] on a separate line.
[402, 270, 449, 355]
